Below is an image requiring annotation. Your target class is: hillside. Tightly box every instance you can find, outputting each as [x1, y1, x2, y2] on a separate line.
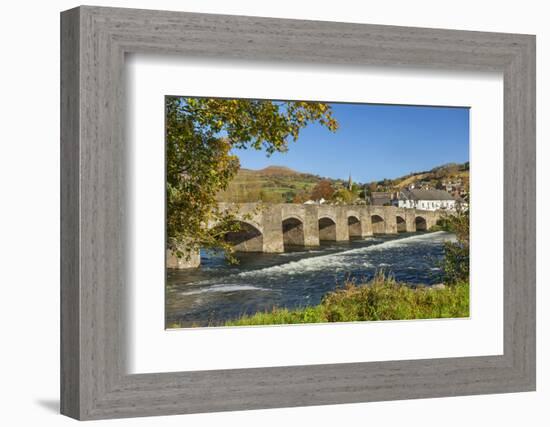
[390, 163, 469, 192]
[395, 172, 430, 189]
[241, 166, 301, 177]
[216, 162, 469, 203]
[216, 166, 333, 203]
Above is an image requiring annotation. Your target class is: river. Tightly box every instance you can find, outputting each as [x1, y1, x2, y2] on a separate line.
[166, 231, 456, 327]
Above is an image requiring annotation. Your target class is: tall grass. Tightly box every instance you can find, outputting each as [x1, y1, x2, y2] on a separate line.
[224, 274, 469, 327]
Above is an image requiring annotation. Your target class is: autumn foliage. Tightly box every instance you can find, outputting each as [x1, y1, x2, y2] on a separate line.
[309, 179, 335, 201]
[166, 97, 338, 260]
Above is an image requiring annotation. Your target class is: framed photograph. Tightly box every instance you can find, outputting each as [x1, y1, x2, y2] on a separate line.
[61, 6, 536, 420]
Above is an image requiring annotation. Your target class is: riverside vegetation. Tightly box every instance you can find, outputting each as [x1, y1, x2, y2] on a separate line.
[224, 275, 469, 326]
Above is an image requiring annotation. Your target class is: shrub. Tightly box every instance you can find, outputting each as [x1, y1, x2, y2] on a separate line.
[440, 199, 470, 284]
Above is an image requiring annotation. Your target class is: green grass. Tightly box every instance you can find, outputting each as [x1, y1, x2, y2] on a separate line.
[223, 275, 469, 327]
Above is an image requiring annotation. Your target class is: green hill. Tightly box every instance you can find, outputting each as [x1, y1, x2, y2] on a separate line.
[216, 162, 469, 203]
[217, 166, 333, 203]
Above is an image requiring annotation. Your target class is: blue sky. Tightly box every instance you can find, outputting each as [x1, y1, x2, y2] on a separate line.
[232, 102, 469, 183]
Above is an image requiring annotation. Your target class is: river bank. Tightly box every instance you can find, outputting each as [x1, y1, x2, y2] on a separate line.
[223, 276, 469, 326]
[166, 277, 469, 328]
[166, 231, 459, 327]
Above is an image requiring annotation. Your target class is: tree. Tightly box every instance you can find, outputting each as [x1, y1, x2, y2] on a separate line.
[310, 180, 335, 201]
[439, 198, 470, 284]
[368, 182, 378, 194]
[292, 191, 309, 203]
[350, 182, 361, 193]
[166, 97, 338, 261]
[283, 191, 296, 203]
[331, 188, 356, 204]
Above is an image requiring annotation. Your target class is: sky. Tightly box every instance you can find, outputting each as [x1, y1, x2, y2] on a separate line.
[232, 102, 469, 183]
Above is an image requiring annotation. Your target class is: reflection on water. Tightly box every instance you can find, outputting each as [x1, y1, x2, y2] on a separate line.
[166, 231, 456, 327]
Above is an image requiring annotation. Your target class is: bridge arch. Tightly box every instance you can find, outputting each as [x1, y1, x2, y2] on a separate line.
[318, 216, 337, 241]
[371, 214, 385, 234]
[282, 216, 305, 248]
[396, 215, 406, 233]
[415, 216, 427, 231]
[282, 213, 305, 224]
[348, 215, 362, 238]
[223, 220, 264, 252]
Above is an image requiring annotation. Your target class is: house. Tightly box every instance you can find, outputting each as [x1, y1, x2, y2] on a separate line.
[303, 198, 327, 205]
[441, 179, 466, 199]
[370, 192, 392, 206]
[408, 181, 434, 190]
[395, 189, 459, 211]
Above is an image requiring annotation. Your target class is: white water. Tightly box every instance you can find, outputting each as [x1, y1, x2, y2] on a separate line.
[237, 231, 452, 279]
[167, 231, 456, 326]
[179, 284, 270, 296]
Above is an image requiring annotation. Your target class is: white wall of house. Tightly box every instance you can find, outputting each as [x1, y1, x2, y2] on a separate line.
[398, 199, 456, 211]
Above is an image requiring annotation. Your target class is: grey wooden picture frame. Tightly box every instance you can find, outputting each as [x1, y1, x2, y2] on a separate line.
[60, 5, 536, 421]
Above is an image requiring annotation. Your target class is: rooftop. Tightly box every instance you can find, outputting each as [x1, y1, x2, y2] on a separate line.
[371, 192, 391, 199]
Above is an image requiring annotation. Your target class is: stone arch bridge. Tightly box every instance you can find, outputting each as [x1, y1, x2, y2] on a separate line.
[168, 203, 443, 269]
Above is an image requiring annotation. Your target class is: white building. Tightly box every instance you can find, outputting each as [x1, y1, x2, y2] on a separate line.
[303, 198, 327, 205]
[395, 189, 459, 211]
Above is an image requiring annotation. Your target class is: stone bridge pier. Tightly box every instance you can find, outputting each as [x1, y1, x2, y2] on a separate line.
[167, 203, 444, 268]
[281, 204, 320, 247]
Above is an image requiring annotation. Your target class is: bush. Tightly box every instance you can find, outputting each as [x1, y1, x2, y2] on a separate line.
[442, 240, 469, 284]
[440, 200, 470, 284]
[321, 273, 468, 322]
